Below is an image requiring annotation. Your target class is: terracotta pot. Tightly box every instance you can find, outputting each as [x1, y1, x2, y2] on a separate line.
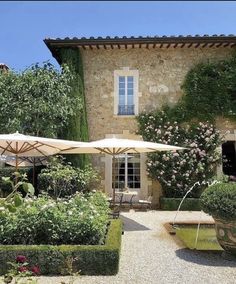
[214, 217, 236, 256]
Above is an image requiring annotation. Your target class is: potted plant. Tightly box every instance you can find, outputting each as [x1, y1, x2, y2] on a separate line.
[200, 182, 236, 258]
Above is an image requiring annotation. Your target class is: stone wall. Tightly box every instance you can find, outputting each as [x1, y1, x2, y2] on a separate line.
[82, 46, 233, 140]
[81, 46, 235, 206]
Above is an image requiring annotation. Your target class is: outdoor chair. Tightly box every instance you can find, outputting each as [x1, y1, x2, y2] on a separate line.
[138, 195, 153, 210]
[108, 205, 120, 219]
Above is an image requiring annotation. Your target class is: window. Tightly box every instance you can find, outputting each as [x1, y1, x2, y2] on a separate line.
[113, 153, 140, 190]
[118, 76, 134, 115]
[114, 69, 139, 116]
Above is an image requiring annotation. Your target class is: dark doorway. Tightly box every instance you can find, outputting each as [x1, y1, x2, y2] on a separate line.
[222, 141, 236, 175]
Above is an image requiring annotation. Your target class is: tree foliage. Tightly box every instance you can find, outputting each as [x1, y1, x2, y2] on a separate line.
[0, 62, 80, 137]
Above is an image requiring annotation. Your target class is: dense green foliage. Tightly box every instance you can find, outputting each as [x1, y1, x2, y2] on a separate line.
[138, 111, 222, 197]
[160, 197, 201, 211]
[59, 48, 89, 168]
[0, 168, 31, 197]
[200, 182, 236, 220]
[0, 192, 109, 245]
[0, 219, 122, 275]
[38, 157, 100, 197]
[180, 54, 236, 122]
[0, 62, 80, 137]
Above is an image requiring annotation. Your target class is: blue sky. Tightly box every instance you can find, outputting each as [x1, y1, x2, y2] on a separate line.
[1, 1, 236, 71]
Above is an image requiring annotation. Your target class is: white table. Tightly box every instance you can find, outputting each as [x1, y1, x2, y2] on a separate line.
[115, 191, 138, 207]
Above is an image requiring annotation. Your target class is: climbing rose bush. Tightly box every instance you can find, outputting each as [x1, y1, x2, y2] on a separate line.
[137, 111, 222, 198]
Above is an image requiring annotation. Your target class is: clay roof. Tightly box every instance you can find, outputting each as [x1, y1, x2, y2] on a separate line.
[44, 34, 236, 64]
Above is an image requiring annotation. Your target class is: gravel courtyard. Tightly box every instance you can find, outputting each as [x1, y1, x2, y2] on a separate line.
[36, 211, 236, 284]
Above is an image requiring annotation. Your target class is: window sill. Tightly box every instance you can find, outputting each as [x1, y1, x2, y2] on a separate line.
[113, 114, 137, 118]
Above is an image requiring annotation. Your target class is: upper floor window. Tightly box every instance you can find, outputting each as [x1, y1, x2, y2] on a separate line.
[118, 76, 134, 115]
[114, 68, 139, 116]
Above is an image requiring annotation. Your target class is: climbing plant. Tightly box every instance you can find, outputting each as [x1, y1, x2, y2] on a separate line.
[179, 53, 236, 122]
[59, 48, 90, 168]
[137, 53, 236, 197]
[137, 111, 222, 198]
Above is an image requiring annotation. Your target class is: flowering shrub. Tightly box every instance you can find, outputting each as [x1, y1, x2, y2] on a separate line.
[0, 191, 110, 245]
[4, 255, 40, 284]
[137, 110, 222, 198]
[38, 156, 100, 198]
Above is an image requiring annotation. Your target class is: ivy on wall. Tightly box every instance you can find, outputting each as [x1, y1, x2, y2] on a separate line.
[59, 48, 90, 168]
[137, 53, 236, 198]
[175, 53, 236, 123]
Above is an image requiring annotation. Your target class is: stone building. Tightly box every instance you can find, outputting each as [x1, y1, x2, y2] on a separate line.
[45, 35, 236, 207]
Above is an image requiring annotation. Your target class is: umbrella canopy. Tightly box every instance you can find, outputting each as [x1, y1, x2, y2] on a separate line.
[61, 137, 186, 207]
[60, 137, 185, 155]
[0, 132, 87, 157]
[0, 132, 88, 174]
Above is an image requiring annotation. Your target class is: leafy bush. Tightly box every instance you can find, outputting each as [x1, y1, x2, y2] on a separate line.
[38, 157, 100, 197]
[0, 219, 122, 276]
[0, 167, 31, 197]
[0, 191, 110, 245]
[137, 110, 222, 198]
[200, 182, 236, 220]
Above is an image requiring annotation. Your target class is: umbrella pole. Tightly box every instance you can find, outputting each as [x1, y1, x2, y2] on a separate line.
[112, 154, 115, 209]
[33, 158, 35, 187]
[15, 154, 18, 184]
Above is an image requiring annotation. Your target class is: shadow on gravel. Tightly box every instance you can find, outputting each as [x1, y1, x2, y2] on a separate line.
[175, 249, 236, 267]
[120, 215, 150, 231]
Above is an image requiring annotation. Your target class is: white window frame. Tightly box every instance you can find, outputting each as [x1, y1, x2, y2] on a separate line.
[114, 153, 141, 190]
[114, 68, 139, 116]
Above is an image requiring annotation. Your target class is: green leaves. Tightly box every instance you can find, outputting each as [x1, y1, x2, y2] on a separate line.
[0, 61, 78, 137]
[23, 183, 35, 196]
[200, 182, 236, 220]
[181, 54, 236, 122]
[0, 192, 109, 245]
[14, 194, 23, 207]
[1, 172, 35, 213]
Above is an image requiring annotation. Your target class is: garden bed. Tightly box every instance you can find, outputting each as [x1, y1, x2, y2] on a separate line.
[0, 219, 122, 276]
[160, 197, 201, 211]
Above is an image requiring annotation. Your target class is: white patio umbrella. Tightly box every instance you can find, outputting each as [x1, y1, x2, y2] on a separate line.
[60, 137, 186, 206]
[0, 132, 88, 172]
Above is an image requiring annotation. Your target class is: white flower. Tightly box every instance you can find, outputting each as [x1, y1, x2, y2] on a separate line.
[68, 211, 73, 216]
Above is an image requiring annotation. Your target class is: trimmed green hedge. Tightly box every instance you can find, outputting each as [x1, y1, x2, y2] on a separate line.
[0, 219, 122, 275]
[160, 197, 201, 211]
[200, 182, 236, 220]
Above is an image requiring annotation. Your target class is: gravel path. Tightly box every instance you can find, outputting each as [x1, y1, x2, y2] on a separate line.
[14, 211, 236, 283]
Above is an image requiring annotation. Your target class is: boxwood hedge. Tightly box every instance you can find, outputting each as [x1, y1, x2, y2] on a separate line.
[0, 219, 122, 275]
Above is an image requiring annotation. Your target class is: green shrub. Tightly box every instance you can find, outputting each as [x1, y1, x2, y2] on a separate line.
[160, 197, 201, 211]
[0, 167, 31, 197]
[38, 157, 100, 197]
[0, 192, 110, 245]
[200, 182, 236, 220]
[0, 219, 122, 275]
